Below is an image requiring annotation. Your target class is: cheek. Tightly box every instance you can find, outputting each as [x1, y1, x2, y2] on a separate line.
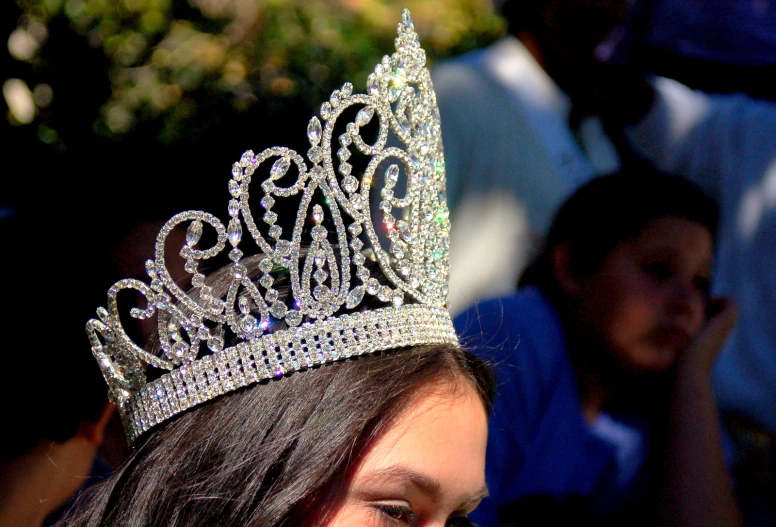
[595, 275, 665, 343]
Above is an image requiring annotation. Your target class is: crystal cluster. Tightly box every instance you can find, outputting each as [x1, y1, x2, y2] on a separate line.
[86, 9, 457, 442]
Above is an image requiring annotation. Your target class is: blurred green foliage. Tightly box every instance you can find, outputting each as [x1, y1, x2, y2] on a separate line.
[8, 0, 504, 143]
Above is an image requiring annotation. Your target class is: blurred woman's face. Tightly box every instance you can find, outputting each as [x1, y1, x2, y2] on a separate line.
[571, 216, 713, 373]
[323, 382, 489, 527]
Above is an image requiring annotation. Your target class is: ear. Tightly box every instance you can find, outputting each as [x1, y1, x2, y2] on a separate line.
[76, 402, 116, 446]
[551, 243, 580, 295]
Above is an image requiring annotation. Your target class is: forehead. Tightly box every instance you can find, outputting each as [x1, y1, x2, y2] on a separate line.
[351, 384, 488, 500]
[628, 216, 713, 257]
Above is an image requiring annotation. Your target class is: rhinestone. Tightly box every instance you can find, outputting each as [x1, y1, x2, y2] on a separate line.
[192, 273, 205, 287]
[337, 147, 350, 161]
[399, 261, 411, 276]
[312, 204, 324, 224]
[238, 295, 251, 314]
[341, 81, 353, 95]
[227, 219, 242, 246]
[392, 292, 404, 306]
[348, 222, 362, 236]
[231, 164, 242, 178]
[342, 176, 359, 193]
[313, 284, 330, 301]
[268, 225, 282, 238]
[186, 220, 202, 246]
[346, 286, 365, 308]
[276, 240, 292, 256]
[261, 180, 275, 192]
[260, 275, 274, 288]
[263, 211, 278, 224]
[377, 285, 391, 302]
[320, 102, 332, 119]
[388, 68, 406, 101]
[314, 253, 325, 267]
[366, 278, 380, 295]
[357, 266, 370, 281]
[367, 73, 379, 95]
[314, 268, 328, 283]
[238, 314, 256, 334]
[353, 253, 366, 265]
[339, 163, 352, 176]
[270, 157, 291, 179]
[184, 260, 198, 273]
[229, 248, 243, 261]
[261, 195, 275, 209]
[265, 288, 279, 302]
[311, 225, 327, 240]
[229, 180, 241, 197]
[285, 310, 303, 327]
[356, 106, 374, 126]
[397, 113, 411, 134]
[228, 199, 240, 217]
[270, 301, 288, 319]
[307, 116, 322, 146]
[259, 258, 274, 273]
[172, 342, 188, 359]
[310, 165, 325, 182]
[308, 146, 323, 164]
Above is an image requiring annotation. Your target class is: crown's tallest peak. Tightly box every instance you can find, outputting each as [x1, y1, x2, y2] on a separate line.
[401, 8, 413, 27]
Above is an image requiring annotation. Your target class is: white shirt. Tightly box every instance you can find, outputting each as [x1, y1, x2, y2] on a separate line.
[432, 36, 619, 314]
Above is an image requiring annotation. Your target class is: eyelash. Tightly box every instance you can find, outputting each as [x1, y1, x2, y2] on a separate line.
[376, 505, 476, 527]
[377, 504, 417, 526]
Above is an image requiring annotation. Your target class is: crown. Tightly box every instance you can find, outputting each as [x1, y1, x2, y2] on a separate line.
[86, 9, 457, 444]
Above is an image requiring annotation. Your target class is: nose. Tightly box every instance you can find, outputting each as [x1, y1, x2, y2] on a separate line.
[666, 277, 706, 327]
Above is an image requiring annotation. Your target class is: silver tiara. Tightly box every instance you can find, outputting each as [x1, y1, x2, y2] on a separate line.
[86, 9, 457, 444]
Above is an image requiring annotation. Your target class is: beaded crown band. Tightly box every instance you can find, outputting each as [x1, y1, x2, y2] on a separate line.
[86, 9, 457, 444]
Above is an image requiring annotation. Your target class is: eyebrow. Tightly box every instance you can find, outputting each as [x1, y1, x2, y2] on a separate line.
[369, 465, 489, 506]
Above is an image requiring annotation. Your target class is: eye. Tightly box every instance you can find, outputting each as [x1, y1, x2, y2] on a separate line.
[377, 504, 418, 525]
[643, 261, 674, 281]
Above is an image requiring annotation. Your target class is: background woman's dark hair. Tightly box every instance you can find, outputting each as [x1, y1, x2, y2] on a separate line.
[59, 252, 494, 527]
[0, 210, 108, 464]
[518, 169, 719, 300]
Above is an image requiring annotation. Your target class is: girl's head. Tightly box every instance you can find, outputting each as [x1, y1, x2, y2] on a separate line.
[68, 251, 494, 527]
[520, 170, 718, 373]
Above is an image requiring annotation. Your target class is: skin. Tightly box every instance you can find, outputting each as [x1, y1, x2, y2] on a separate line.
[564, 216, 713, 377]
[0, 403, 113, 527]
[323, 382, 489, 527]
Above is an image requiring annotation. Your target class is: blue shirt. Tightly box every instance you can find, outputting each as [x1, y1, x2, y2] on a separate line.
[455, 288, 650, 526]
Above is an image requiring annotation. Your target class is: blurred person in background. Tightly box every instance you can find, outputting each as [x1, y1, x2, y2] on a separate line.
[455, 171, 741, 527]
[0, 210, 113, 527]
[622, 0, 776, 100]
[431, 0, 646, 315]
